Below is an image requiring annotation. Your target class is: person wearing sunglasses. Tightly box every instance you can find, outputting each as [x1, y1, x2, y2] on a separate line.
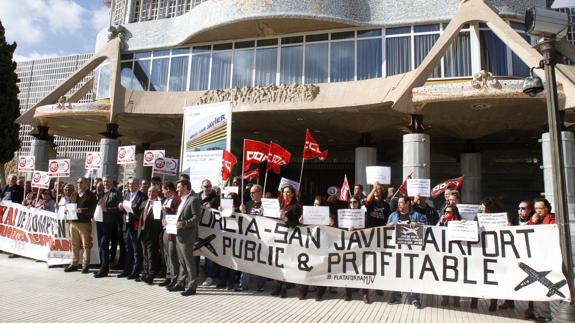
[517, 200, 534, 225]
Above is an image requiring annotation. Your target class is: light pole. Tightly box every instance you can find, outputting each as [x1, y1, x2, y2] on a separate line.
[525, 7, 575, 322]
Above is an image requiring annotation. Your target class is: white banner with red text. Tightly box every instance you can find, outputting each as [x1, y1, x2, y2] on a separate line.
[197, 210, 570, 302]
[0, 202, 99, 266]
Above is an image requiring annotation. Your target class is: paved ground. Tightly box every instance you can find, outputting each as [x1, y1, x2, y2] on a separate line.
[0, 253, 537, 322]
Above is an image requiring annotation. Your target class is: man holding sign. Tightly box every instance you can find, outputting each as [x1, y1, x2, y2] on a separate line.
[386, 196, 427, 308]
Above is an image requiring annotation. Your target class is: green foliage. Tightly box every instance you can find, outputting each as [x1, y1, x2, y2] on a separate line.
[0, 19, 21, 163]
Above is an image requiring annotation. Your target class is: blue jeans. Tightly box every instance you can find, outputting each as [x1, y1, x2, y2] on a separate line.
[390, 291, 420, 304]
[239, 272, 266, 289]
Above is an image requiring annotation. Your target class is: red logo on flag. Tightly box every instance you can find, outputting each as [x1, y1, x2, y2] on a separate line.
[431, 176, 464, 199]
[303, 129, 328, 161]
[243, 140, 270, 171]
[397, 172, 413, 196]
[242, 168, 260, 182]
[266, 143, 291, 174]
[340, 175, 350, 202]
[221, 149, 237, 182]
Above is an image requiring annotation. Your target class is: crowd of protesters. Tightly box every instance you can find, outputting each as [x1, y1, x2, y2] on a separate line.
[0, 173, 557, 322]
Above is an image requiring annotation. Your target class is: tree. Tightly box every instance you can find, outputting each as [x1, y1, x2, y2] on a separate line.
[0, 19, 21, 185]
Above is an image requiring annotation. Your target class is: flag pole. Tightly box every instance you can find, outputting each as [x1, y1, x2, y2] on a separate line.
[263, 141, 272, 194]
[241, 139, 246, 203]
[346, 174, 352, 199]
[298, 129, 307, 185]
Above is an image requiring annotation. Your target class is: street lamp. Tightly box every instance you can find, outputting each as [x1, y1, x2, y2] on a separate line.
[525, 7, 575, 322]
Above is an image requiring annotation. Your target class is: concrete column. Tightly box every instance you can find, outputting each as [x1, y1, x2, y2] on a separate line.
[460, 153, 481, 204]
[99, 138, 119, 180]
[133, 152, 149, 180]
[31, 139, 56, 171]
[355, 147, 377, 190]
[541, 131, 575, 217]
[403, 133, 430, 179]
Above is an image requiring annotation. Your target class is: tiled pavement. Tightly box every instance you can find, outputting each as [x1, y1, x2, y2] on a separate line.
[0, 253, 536, 322]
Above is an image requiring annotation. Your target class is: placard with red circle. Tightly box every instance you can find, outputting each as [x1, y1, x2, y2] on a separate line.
[117, 145, 136, 164]
[143, 150, 165, 167]
[18, 156, 35, 172]
[47, 159, 71, 177]
[85, 152, 102, 170]
[153, 157, 178, 176]
[31, 170, 50, 189]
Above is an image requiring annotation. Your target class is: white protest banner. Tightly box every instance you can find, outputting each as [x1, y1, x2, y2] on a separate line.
[303, 206, 330, 226]
[477, 213, 508, 230]
[65, 204, 78, 220]
[262, 198, 280, 219]
[278, 177, 300, 192]
[143, 150, 165, 167]
[222, 186, 239, 197]
[117, 145, 136, 164]
[457, 204, 481, 221]
[406, 179, 431, 197]
[337, 209, 365, 229]
[181, 102, 232, 191]
[197, 211, 570, 301]
[31, 171, 50, 189]
[0, 202, 100, 266]
[220, 198, 235, 218]
[18, 156, 35, 172]
[152, 201, 162, 220]
[85, 152, 102, 170]
[447, 220, 479, 242]
[48, 159, 71, 177]
[154, 157, 179, 176]
[365, 166, 391, 185]
[165, 214, 178, 234]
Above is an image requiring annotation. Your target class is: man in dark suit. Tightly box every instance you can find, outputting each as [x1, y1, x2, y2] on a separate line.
[167, 179, 201, 296]
[94, 176, 121, 278]
[118, 177, 146, 279]
[138, 186, 163, 284]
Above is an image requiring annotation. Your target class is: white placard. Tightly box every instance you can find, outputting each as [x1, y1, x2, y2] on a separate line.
[153, 157, 179, 176]
[457, 204, 481, 221]
[84, 152, 102, 170]
[94, 205, 103, 222]
[117, 145, 136, 164]
[18, 156, 35, 172]
[278, 177, 300, 192]
[303, 206, 330, 226]
[365, 166, 391, 185]
[122, 200, 133, 214]
[152, 200, 162, 220]
[406, 179, 431, 197]
[477, 212, 508, 230]
[447, 220, 479, 242]
[220, 198, 235, 218]
[47, 159, 71, 177]
[66, 203, 78, 220]
[337, 209, 365, 229]
[143, 150, 165, 167]
[222, 186, 239, 197]
[31, 171, 50, 189]
[262, 198, 280, 219]
[165, 214, 178, 234]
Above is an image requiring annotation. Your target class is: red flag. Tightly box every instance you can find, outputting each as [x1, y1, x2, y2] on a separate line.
[397, 172, 413, 196]
[266, 143, 291, 174]
[243, 140, 269, 171]
[242, 168, 260, 182]
[303, 129, 328, 161]
[339, 175, 350, 202]
[221, 150, 237, 182]
[431, 176, 464, 199]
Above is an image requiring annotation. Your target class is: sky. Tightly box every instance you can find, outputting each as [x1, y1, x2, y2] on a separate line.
[0, 0, 109, 61]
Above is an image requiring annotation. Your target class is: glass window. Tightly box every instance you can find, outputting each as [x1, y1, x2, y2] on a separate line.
[232, 48, 254, 88]
[386, 26, 411, 35]
[255, 47, 277, 86]
[357, 38, 382, 80]
[414, 34, 440, 78]
[192, 45, 211, 54]
[282, 36, 303, 45]
[121, 53, 134, 60]
[211, 51, 232, 89]
[280, 45, 303, 84]
[480, 30, 508, 75]
[172, 48, 190, 55]
[386, 36, 411, 76]
[512, 34, 530, 77]
[169, 56, 188, 91]
[357, 29, 382, 38]
[330, 41, 354, 82]
[133, 59, 151, 90]
[135, 51, 151, 59]
[257, 39, 278, 47]
[150, 58, 169, 91]
[235, 41, 255, 49]
[444, 32, 471, 77]
[153, 50, 170, 57]
[414, 24, 440, 33]
[213, 43, 233, 51]
[189, 54, 210, 90]
[331, 31, 355, 40]
[120, 62, 135, 89]
[306, 34, 328, 42]
[305, 42, 328, 83]
[96, 64, 110, 99]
